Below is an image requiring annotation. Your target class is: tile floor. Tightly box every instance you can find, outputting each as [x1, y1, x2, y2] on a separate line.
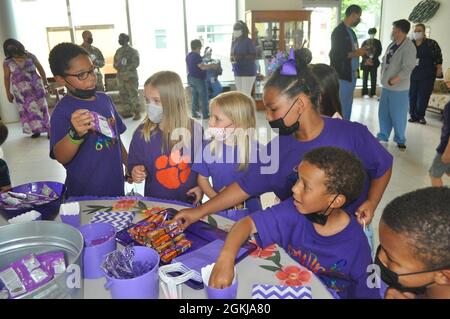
[2, 97, 447, 248]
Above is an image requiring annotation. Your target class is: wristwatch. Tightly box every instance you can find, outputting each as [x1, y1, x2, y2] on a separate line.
[68, 126, 86, 144]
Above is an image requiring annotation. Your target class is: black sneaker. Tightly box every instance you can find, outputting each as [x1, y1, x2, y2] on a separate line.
[397, 143, 407, 150]
[31, 133, 41, 138]
[419, 119, 427, 125]
[408, 118, 418, 123]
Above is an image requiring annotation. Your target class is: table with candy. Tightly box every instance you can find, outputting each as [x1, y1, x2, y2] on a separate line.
[64, 196, 333, 299]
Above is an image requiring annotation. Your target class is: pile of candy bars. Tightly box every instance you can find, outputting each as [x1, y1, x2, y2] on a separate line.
[127, 211, 192, 263]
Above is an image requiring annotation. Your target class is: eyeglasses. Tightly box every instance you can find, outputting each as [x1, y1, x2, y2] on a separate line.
[64, 67, 99, 81]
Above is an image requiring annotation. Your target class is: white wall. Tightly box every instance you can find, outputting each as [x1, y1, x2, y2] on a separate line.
[0, 0, 20, 123]
[380, 0, 449, 71]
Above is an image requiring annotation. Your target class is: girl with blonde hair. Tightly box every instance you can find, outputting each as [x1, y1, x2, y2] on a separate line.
[192, 91, 262, 213]
[128, 71, 203, 203]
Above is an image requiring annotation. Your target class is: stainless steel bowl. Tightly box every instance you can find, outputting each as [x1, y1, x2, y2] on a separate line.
[0, 221, 84, 299]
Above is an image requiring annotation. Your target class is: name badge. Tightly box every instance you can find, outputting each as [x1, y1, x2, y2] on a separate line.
[121, 57, 128, 66]
[416, 58, 420, 66]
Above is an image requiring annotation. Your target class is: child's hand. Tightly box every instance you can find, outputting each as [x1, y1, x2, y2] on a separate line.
[384, 288, 416, 299]
[71, 109, 94, 136]
[356, 200, 376, 226]
[442, 153, 450, 165]
[7, 92, 14, 103]
[131, 165, 147, 183]
[186, 186, 203, 205]
[209, 256, 235, 289]
[173, 207, 204, 230]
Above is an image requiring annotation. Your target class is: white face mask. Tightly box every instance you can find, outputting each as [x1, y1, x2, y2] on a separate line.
[206, 126, 234, 142]
[369, 34, 375, 39]
[146, 103, 163, 124]
[414, 32, 424, 41]
[233, 30, 243, 38]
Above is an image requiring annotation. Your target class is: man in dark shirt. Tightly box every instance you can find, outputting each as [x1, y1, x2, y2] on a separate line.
[329, 5, 367, 120]
[361, 28, 383, 98]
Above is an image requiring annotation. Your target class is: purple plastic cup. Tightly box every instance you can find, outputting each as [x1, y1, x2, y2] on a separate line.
[104, 246, 160, 299]
[60, 215, 81, 228]
[79, 223, 116, 279]
[206, 280, 238, 299]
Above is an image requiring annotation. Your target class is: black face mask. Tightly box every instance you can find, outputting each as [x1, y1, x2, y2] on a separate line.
[65, 79, 97, 99]
[304, 194, 340, 226]
[374, 246, 438, 296]
[87, 37, 93, 45]
[352, 18, 361, 27]
[119, 39, 127, 46]
[269, 97, 301, 136]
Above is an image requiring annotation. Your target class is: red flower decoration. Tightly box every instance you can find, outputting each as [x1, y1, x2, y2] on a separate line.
[112, 199, 136, 211]
[250, 241, 278, 259]
[275, 265, 312, 286]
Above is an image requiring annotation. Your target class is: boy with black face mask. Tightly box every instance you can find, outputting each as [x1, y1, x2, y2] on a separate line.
[209, 147, 380, 299]
[376, 187, 450, 299]
[48, 42, 129, 197]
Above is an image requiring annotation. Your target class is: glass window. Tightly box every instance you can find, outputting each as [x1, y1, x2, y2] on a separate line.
[70, 0, 128, 75]
[155, 30, 167, 49]
[128, 0, 186, 85]
[185, 0, 236, 83]
[12, 0, 70, 75]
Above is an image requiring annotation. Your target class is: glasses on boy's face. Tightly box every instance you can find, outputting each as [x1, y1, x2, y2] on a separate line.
[64, 67, 99, 81]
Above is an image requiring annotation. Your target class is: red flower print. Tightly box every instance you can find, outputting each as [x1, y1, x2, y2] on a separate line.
[275, 265, 312, 286]
[112, 199, 136, 211]
[250, 241, 278, 259]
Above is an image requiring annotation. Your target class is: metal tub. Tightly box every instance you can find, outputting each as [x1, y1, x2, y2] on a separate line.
[0, 221, 84, 299]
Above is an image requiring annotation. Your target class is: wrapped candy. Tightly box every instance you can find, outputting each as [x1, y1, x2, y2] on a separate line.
[101, 246, 155, 280]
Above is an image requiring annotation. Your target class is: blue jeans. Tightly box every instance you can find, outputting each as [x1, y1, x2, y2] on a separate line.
[377, 88, 409, 145]
[188, 75, 209, 118]
[339, 77, 357, 120]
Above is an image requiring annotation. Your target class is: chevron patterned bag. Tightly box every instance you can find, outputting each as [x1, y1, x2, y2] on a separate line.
[90, 211, 135, 232]
[252, 284, 312, 299]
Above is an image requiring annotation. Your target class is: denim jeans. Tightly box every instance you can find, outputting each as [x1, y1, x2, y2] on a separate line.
[188, 75, 209, 118]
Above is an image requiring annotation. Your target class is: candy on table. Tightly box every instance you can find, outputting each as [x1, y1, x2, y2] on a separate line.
[126, 211, 192, 263]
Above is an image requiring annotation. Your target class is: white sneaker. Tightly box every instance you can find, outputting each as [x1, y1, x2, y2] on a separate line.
[363, 95, 370, 99]
[371, 95, 378, 99]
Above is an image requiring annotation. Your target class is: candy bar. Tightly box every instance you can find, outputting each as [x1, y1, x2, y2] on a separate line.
[91, 111, 116, 139]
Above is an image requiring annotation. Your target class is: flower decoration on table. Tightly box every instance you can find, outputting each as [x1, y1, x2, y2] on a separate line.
[249, 240, 278, 259]
[251, 240, 312, 287]
[83, 199, 165, 217]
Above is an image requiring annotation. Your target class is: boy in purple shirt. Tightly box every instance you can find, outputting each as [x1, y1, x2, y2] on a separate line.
[48, 43, 128, 197]
[209, 147, 380, 299]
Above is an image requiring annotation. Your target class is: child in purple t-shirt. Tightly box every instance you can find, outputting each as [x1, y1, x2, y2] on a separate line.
[209, 147, 380, 299]
[48, 43, 128, 197]
[128, 71, 202, 203]
[192, 91, 262, 213]
[376, 187, 450, 299]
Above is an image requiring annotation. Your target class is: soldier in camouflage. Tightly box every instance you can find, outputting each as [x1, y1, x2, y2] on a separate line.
[114, 33, 141, 120]
[81, 30, 106, 91]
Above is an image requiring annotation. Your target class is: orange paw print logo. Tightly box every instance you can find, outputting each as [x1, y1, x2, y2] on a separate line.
[155, 150, 191, 189]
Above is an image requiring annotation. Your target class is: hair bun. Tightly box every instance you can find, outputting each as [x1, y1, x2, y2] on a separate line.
[294, 48, 312, 69]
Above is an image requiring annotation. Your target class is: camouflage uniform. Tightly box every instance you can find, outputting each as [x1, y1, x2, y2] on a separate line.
[114, 44, 140, 116]
[83, 44, 106, 91]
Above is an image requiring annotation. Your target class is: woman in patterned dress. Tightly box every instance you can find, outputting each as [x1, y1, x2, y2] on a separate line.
[3, 39, 50, 138]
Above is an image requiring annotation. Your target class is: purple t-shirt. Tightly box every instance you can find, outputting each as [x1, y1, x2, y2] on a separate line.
[128, 122, 203, 202]
[238, 117, 393, 215]
[252, 198, 380, 299]
[192, 141, 262, 212]
[186, 52, 206, 80]
[231, 38, 257, 77]
[49, 93, 126, 197]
